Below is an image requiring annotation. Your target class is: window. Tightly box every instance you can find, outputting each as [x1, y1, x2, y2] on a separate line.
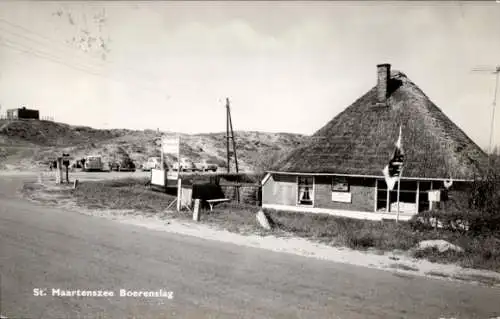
[332, 177, 349, 192]
[331, 177, 352, 203]
[297, 176, 314, 206]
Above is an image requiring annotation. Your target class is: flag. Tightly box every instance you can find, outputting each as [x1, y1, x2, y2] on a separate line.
[444, 176, 453, 189]
[383, 125, 404, 191]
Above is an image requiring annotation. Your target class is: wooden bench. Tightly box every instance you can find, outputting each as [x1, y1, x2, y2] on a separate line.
[206, 198, 230, 211]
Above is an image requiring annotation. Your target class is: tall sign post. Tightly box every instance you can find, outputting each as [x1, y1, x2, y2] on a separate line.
[56, 156, 63, 184]
[161, 135, 181, 210]
[62, 153, 70, 183]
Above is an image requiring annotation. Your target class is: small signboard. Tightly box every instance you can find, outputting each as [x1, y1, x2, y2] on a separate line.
[167, 171, 179, 180]
[151, 169, 165, 186]
[161, 136, 180, 155]
[62, 153, 71, 167]
[181, 186, 193, 209]
[428, 190, 441, 202]
[332, 191, 352, 203]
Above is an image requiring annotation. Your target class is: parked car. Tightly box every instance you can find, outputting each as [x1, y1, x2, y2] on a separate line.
[172, 158, 196, 172]
[142, 157, 162, 171]
[83, 155, 104, 172]
[195, 159, 218, 172]
[110, 158, 136, 172]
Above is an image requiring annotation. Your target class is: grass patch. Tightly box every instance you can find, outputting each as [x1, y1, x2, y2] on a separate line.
[22, 178, 500, 273]
[71, 178, 177, 213]
[262, 209, 423, 250]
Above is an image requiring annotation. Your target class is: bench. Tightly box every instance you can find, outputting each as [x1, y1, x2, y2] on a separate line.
[206, 198, 230, 211]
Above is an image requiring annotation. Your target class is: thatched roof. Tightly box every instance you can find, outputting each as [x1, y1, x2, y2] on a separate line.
[273, 69, 488, 180]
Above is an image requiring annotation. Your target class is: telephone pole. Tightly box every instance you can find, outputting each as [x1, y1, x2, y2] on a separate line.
[225, 97, 239, 173]
[471, 65, 500, 154]
[225, 97, 240, 203]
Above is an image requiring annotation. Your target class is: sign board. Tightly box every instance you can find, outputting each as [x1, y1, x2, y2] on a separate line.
[151, 169, 166, 186]
[62, 153, 71, 166]
[428, 190, 441, 202]
[331, 191, 352, 203]
[167, 171, 179, 180]
[161, 136, 180, 155]
[181, 186, 193, 209]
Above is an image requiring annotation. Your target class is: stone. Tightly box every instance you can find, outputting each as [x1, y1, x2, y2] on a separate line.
[256, 210, 272, 230]
[416, 240, 464, 253]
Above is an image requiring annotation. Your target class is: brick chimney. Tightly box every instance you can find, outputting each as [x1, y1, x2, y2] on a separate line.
[376, 63, 391, 104]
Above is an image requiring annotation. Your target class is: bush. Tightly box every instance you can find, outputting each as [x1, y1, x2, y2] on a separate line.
[410, 165, 500, 234]
[345, 231, 377, 249]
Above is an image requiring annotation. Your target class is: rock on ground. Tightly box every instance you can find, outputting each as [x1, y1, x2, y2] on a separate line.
[256, 210, 272, 230]
[416, 240, 464, 253]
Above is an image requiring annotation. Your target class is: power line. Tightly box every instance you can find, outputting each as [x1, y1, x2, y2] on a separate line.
[0, 17, 164, 88]
[0, 38, 167, 96]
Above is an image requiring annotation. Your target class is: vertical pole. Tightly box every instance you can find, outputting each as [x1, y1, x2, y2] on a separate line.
[193, 199, 200, 221]
[396, 169, 403, 223]
[57, 157, 63, 184]
[176, 178, 182, 211]
[386, 181, 390, 213]
[429, 181, 434, 211]
[415, 180, 420, 214]
[66, 165, 69, 183]
[227, 97, 240, 202]
[177, 135, 181, 174]
[228, 105, 239, 173]
[488, 70, 499, 154]
[160, 135, 164, 171]
[374, 179, 378, 212]
[226, 98, 231, 173]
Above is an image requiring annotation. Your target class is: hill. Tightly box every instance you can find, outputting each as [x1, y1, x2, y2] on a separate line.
[0, 119, 309, 171]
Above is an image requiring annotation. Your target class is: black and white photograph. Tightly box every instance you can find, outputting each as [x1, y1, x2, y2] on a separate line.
[0, 1, 500, 318]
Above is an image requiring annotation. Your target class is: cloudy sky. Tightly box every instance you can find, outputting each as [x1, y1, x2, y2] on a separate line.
[0, 1, 499, 150]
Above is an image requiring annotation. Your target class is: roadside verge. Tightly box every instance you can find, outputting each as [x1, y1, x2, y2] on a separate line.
[20, 178, 500, 287]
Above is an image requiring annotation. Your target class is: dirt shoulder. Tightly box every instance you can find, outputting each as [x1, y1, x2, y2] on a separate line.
[20, 179, 500, 288]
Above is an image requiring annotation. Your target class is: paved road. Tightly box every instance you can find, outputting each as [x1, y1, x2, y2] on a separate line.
[1, 174, 499, 319]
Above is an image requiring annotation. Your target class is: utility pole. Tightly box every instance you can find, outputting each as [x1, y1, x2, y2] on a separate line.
[471, 65, 500, 154]
[225, 98, 239, 173]
[225, 97, 240, 203]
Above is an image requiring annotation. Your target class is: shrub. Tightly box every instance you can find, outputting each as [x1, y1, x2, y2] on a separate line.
[410, 164, 500, 234]
[345, 231, 377, 249]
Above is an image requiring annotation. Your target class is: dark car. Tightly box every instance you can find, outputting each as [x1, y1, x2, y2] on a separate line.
[110, 159, 136, 172]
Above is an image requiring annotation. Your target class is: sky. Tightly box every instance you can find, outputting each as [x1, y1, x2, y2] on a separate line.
[0, 1, 499, 150]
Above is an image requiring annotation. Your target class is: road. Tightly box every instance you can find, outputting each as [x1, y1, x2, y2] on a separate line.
[0, 173, 499, 319]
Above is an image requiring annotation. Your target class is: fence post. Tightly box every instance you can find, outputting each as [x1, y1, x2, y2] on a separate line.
[193, 199, 200, 221]
[176, 178, 182, 211]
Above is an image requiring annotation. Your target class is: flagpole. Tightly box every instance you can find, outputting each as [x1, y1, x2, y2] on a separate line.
[160, 137, 164, 170]
[396, 125, 403, 223]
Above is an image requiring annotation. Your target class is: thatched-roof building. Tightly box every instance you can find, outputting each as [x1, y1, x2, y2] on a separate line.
[262, 64, 488, 220]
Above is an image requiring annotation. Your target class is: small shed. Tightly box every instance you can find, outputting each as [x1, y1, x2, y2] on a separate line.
[7, 107, 40, 120]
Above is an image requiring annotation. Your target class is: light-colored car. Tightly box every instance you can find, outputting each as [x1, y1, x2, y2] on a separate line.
[83, 155, 104, 172]
[195, 159, 218, 172]
[142, 157, 161, 171]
